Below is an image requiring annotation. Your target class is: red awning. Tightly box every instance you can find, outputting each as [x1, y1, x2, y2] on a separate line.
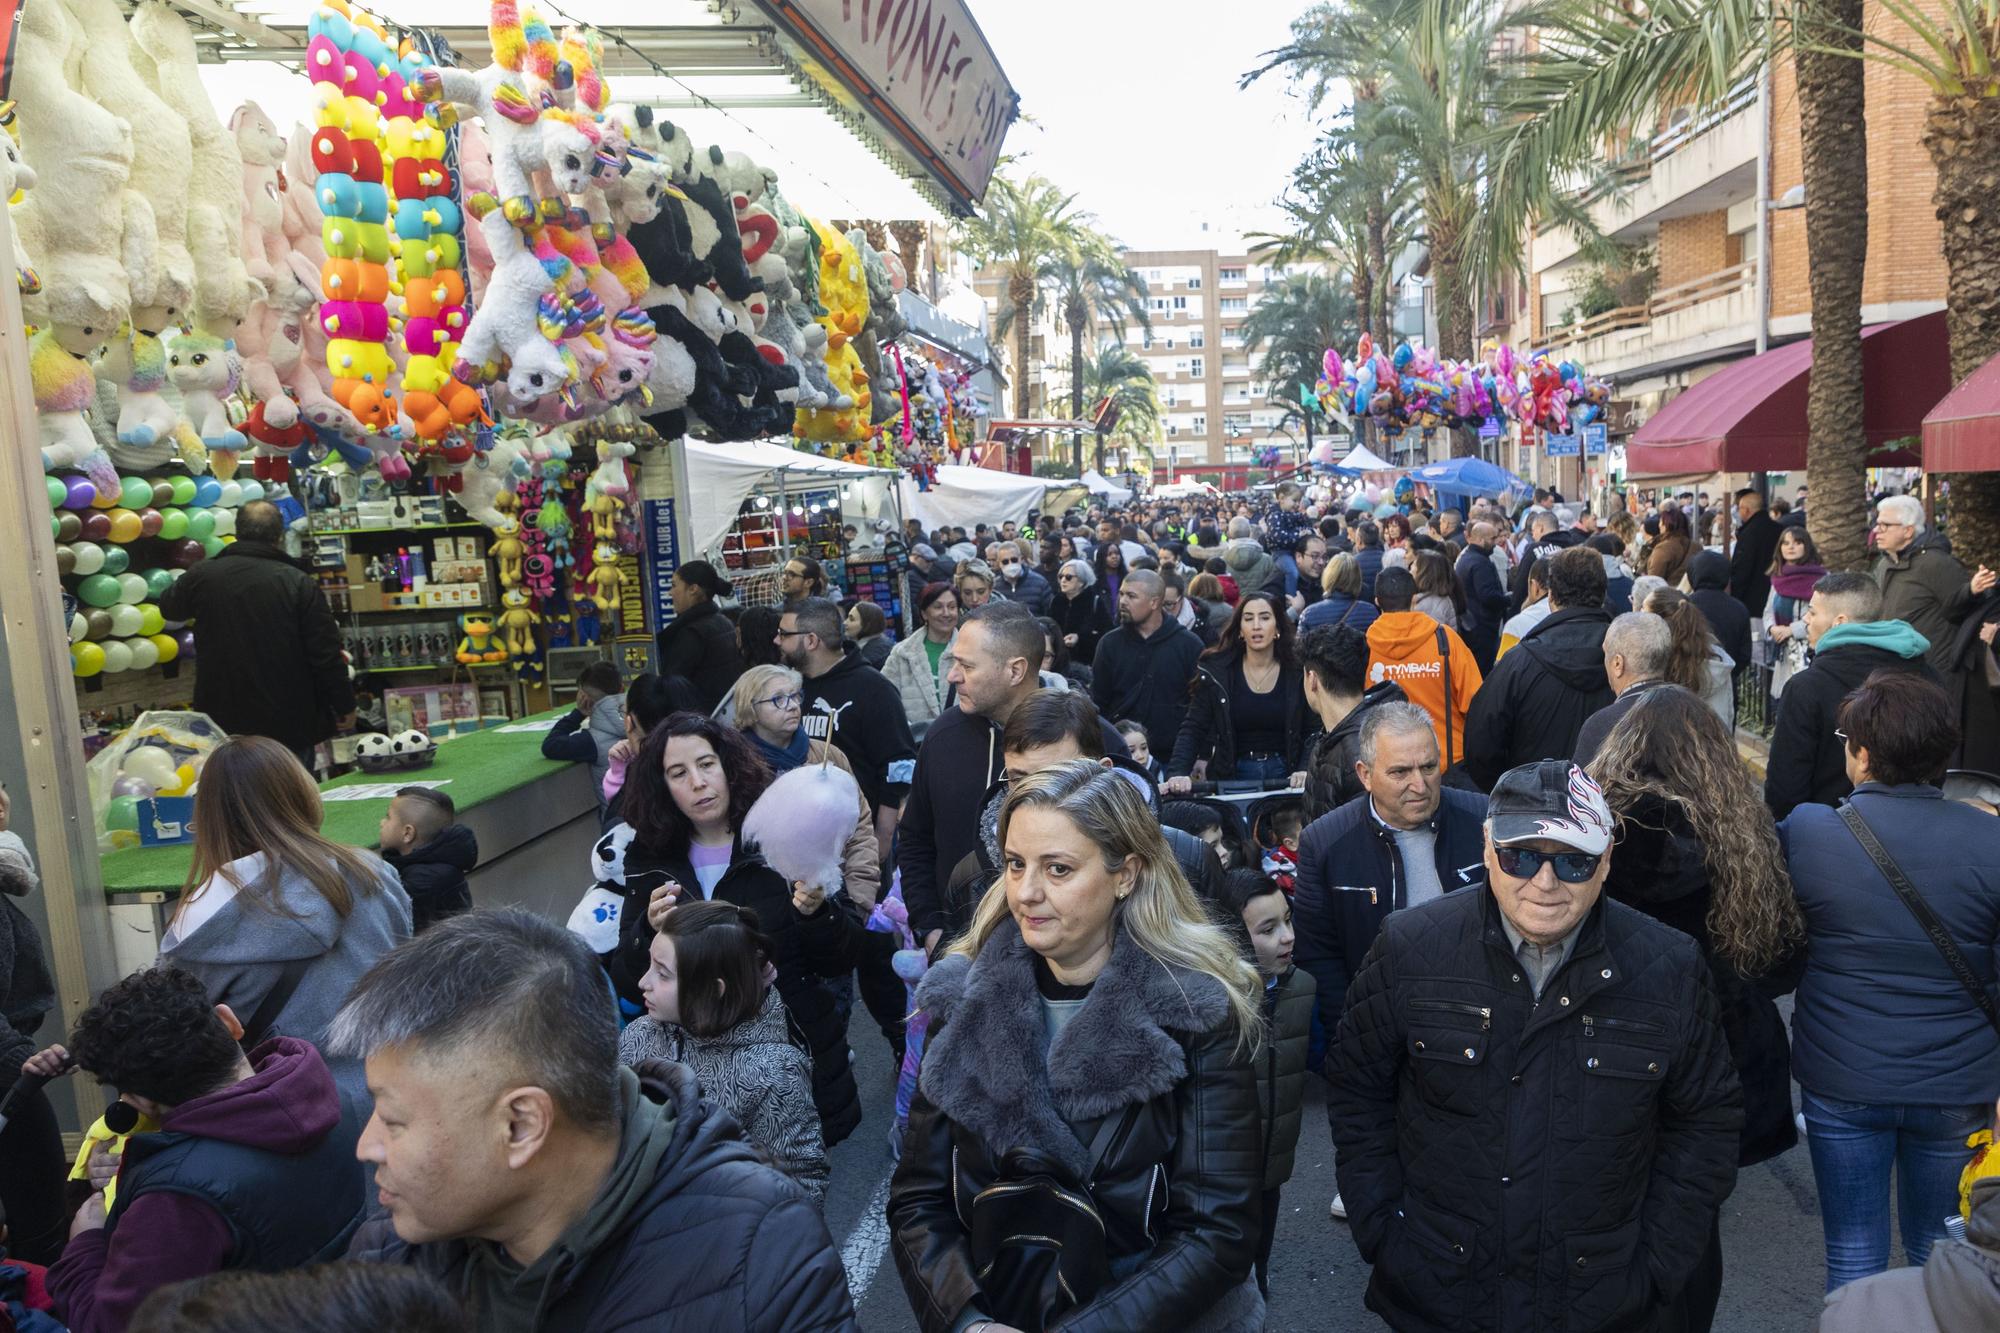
[1625, 310, 1947, 476]
[1922, 351, 2000, 472]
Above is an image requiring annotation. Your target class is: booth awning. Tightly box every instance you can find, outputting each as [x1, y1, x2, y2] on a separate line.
[900, 465, 1060, 533]
[1625, 311, 1948, 476]
[681, 439, 895, 558]
[1923, 352, 2000, 473]
[1079, 469, 1133, 504]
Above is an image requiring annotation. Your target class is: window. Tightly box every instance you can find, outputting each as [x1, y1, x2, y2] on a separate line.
[1224, 413, 1251, 436]
[1164, 337, 1175, 349]
[1172, 295, 1187, 310]
[1220, 297, 1247, 312]
[1189, 331, 1205, 348]
[1150, 297, 1167, 312]
[1187, 277, 1202, 290]
[1191, 415, 1207, 434]
[1168, 422, 1179, 436]
[1190, 357, 1204, 377]
[1220, 266, 1245, 282]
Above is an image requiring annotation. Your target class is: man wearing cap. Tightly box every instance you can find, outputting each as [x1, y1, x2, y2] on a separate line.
[904, 543, 956, 621]
[1328, 760, 1742, 1333]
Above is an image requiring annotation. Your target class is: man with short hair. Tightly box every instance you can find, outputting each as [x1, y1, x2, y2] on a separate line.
[1765, 571, 1939, 817]
[1091, 569, 1205, 760]
[1727, 489, 1784, 618]
[1463, 546, 1615, 789]
[1455, 521, 1510, 675]
[904, 544, 956, 616]
[1353, 522, 1385, 602]
[1222, 515, 1279, 600]
[541, 661, 627, 812]
[990, 540, 1053, 615]
[780, 597, 915, 859]
[1873, 493, 1975, 673]
[1329, 760, 1742, 1333]
[1508, 508, 1580, 614]
[779, 556, 826, 603]
[1365, 569, 1482, 773]
[1434, 509, 1462, 543]
[44, 966, 366, 1332]
[335, 911, 854, 1329]
[1282, 532, 1328, 613]
[157, 500, 354, 764]
[1299, 625, 1408, 822]
[1573, 612, 1678, 766]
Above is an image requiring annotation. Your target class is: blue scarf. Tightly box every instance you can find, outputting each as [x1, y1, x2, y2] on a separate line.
[750, 727, 812, 773]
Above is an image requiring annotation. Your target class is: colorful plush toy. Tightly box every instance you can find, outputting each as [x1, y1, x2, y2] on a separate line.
[0, 115, 34, 296]
[168, 331, 246, 478]
[455, 610, 509, 663]
[454, 195, 572, 405]
[32, 329, 118, 492]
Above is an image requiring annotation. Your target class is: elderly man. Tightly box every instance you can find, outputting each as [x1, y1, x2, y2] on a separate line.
[990, 540, 1053, 615]
[1329, 760, 1742, 1333]
[1727, 489, 1783, 618]
[1090, 569, 1204, 760]
[335, 911, 856, 1329]
[1572, 612, 1676, 766]
[1873, 494, 1974, 673]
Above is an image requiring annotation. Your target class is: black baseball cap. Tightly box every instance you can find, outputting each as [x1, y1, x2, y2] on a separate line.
[1486, 760, 1614, 856]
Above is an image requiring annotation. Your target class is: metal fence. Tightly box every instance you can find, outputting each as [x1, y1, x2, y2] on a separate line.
[1736, 646, 1778, 740]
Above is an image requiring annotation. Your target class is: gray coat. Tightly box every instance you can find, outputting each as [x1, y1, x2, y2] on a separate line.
[160, 856, 412, 1103]
[1875, 527, 1974, 673]
[1819, 1175, 2000, 1331]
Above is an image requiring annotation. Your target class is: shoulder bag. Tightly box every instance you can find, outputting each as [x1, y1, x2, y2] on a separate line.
[234, 955, 314, 1052]
[1839, 803, 2000, 1038]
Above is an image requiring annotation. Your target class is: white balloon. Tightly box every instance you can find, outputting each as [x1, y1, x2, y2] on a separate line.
[126, 637, 160, 670]
[108, 604, 143, 637]
[120, 745, 177, 788]
[72, 542, 105, 575]
[236, 480, 265, 504]
[67, 613, 87, 644]
[115, 573, 148, 605]
[211, 509, 236, 537]
[217, 482, 243, 508]
[99, 640, 134, 674]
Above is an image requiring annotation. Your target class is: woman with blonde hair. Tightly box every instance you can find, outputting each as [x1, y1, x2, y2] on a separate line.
[161, 736, 411, 1102]
[890, 760, 1266, 1333]
[1298, 551, 1379, 634]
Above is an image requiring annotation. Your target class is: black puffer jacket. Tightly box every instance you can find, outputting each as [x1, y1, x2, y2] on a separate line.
[890, 921, 1264, 1333]
[1300, 681, 1408, 824]
[1052, 582, 1115, 664]
[1168, 660, 1309, 779]
[1762, 630, 1940, 818]
[1259, 966, 1316, 1190]
[380, 824, 477, 932]
[1460, 606, 1613, 791]
[654, 598, 745, 715]
[354, 1062, 856, 1331]
[1328, 888, 1743, 1333]
[588, 826, 865, 1146]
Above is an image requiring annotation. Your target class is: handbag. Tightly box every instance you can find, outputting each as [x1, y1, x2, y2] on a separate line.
[965, 1105, 1136, 1331]
[1839, 803, 2000, 1038]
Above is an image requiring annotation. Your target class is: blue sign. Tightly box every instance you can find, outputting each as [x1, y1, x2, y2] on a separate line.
[641, 498, 679, 635]
[1478, 417, 1501, 438]
[137, 796, 196, 846]
[1582, 423, 1608, 456]
[1545, 433, 1580, 458]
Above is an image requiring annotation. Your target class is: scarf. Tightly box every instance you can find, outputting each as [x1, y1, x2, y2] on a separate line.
[749, 727, 812, 773]
[1768, 562, 1828, 621]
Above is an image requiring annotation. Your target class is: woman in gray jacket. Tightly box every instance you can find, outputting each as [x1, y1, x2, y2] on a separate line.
[159, 737, 410, 1104]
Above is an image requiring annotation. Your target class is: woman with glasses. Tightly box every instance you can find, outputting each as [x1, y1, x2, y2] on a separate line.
[884, 582, 961, 736]
[729, 665, 879, 908]
[1779, 671, 2000, 1292]
[1051, 558, 1113, 664]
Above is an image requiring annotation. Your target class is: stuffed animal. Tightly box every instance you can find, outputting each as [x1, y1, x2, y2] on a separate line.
[455, 610, 509, 663]
[32, 329, 118, 492]
[571, 593, 601, 645]
[587, 541, 623, 606]
[0, 118, 34, 296]
[167, 331, 246, 477]
[244, 396, 311, 481]
[497, 586, 539, 658]
[230, 101, 289, 290]
[491, 518, 525, 586]
[454, 195, 572, 405]
[95, 324, 179, 450]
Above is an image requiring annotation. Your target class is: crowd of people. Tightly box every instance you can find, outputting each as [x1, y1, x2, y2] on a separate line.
[4, 477, 2000, 1333]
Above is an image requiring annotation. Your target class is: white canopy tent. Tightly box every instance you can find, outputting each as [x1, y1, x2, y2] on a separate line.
[679, 439, 898, 559]
[1336, 443, 1398, 472]
[899, 465, 1062, 534]
[1079, 469, 1134, 505]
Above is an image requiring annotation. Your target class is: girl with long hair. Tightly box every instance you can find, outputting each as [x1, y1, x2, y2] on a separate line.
[889, 761, 1265, 1332]
[1094, 540, 1128, 606]
[1644, 586, 1736, 725]
[1646, 505, 1694, 586]
[882, 581, 960, 735]
[1164, 592, 1308, 791]
[588, 713, 866, 1144]
[1409, 547, 1466, 629]
[162, 737, 410, 1100]
[1765, 526, 1828, 700]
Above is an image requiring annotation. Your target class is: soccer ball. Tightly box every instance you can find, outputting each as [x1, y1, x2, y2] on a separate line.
[355, 733, 394, 759]
[394, 730, 435, 759]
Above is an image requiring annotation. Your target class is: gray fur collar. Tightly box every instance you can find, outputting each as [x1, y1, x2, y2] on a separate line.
[914, 919, 1230, 1178]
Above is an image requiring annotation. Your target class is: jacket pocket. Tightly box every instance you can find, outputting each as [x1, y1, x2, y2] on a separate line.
[1379, 1202, 1477, 1325]
[1407, 1023, 1489, 1120]
[1562, 1218, 1647, 1332]
[1580, 1035, 1669, 1137]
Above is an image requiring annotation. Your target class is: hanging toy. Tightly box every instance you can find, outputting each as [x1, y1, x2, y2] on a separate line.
[497, 585, 540, 658]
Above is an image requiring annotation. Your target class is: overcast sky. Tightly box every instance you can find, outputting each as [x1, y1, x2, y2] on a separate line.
[971, 0, 1327, 251]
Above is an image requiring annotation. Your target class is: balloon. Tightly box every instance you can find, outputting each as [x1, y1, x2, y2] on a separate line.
[201, 537, 226, 558]
[55, 545, 75, 577]
[63, 476, 96, 510]
[170, 539, 206, 568]
[77, 573, 121, 607]
[148, 632, 180, 664]
[168, 476, 196, 506]
[237, 480, 265, 504]
[108, 604, 143, 637]
[104, 795, 140, 831]
[56, 512, 81, 542]
[174, 628, 196, 660]
[111, 776, 155, 799]
[136, 603, 164, 635]
[79, 511, 111, 543]
[160, 761, 195, 793]
[158, 509, 189, 540]
[99, 640, 133, 674]
[117, 477, 150, 509]
[211, 510, 236, 537]
[106, 509, 143, 544]
[217, 481, 243, 508]
[138, 508, 164, 538]
[115, 573, 148, 604]
[121, 746, 179, 790]
[127, 638, 160, 671]
[143, 568, 174, 599]
[72, 542, 105, 575]
[71, 642, 104, 677]
[84, 609, 113, 640]
[89, 482, 117, 509]
[67, 613, 87, 643]
[187, 510, 216, 541]
[100, 545, 130, 576]
[149, 480, 175, 508]
[192, 477, 223, 507]
[45, 476, 65, 508]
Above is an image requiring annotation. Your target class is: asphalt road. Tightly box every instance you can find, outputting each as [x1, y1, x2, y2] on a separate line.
[822, 999, 1852, 1332]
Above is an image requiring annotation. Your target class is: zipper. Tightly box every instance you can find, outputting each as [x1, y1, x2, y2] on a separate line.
[1409, 998, 1493, 1029]
[1581, 1014, 1665, 1037]
[972, 1181, 1108, 1233]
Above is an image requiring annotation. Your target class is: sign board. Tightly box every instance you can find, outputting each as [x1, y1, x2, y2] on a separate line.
[754, 0, 1019, 210]
[137, 796, 195, 846]
[1582, 423, 1608, 456]
[1545, 433, 1581, 458]
[642, 498, 679, 637]
[1478, 417, 1501, 438]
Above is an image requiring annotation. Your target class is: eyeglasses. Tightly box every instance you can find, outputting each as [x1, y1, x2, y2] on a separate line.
[782, 567, 808, 579]
[774, 627, 811, 638]
[1058, 573, 1078, 582]
[1834, 728, 1848, 742]
[756, 691, 804, 709]
[1494, 845, 1602, 884]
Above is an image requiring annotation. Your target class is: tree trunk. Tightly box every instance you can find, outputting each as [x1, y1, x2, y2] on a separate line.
[1071, 311, 1086, 475]
[1008, 272, 1035, 418]
[1365, 196, 1390, 346]
[1430, 204, 1476, 460]
[1924, 82, 2000, 571]
[1794, 0, 1871, 572]
[889, 220, 925, 288]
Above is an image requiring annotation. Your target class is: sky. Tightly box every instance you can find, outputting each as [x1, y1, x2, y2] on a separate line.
[968, 0, 1327, 251]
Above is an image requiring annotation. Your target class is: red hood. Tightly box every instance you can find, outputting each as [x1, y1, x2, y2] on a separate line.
[157, 1036, 344, 1154]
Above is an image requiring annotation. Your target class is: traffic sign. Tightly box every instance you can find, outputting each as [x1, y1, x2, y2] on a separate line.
[1546, 433, 1580, 457]
[1582, 423, 1607, 456]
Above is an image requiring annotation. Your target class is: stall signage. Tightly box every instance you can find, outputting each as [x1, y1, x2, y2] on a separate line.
[1582, 423, 1608, 456]
[1478, 418, 1501, 438]
[755, 0, 1019, 208]
[1545, 433, 1580, 457]
[642, 499, 679, 635]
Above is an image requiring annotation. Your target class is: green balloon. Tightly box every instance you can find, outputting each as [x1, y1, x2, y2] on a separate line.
[100, 546, 131, 576]
[105, 795, 140, 832]
[119, 476, 152, 510]
[168, 476, 196, 506]
[201, 536, 225, 558]
[49, 515, 58, 541]
[143, 568, 174, 599]
[188, 510, 216, 542]
[77, 574, 122, 607]
[158, 509, 189, 540]
[46, 476, 65, 508]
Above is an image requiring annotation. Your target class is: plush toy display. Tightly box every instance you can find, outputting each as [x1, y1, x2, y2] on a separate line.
[168, 331, 247, 479]
[454, 610, 508, 663]
[497, 585, 539, 658]
[34, 330, 119, 493]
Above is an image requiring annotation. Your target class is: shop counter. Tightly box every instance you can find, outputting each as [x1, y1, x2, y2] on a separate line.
[98, 708, 604, 970]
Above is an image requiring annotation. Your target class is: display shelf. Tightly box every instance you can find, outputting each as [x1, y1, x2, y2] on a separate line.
[354, 606, 493, 616]
[360, 661, 515, 673]
[316, 522, 489, 535]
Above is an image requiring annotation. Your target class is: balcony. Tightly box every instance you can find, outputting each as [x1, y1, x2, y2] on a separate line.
[1540, 262, 1758, 379]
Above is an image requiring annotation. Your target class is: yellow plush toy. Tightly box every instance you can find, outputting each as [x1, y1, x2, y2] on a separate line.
[455, 611, 508, 664]
[792, 220, 872, 443]
[497, 587, 540, 658]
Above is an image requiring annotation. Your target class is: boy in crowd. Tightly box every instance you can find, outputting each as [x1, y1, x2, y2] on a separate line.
[377, 788, 476, 931]
[1262, 804, 1304, 895]
[541, 662, 627, 814]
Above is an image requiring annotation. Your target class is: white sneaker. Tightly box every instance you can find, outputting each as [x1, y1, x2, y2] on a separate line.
[1329, 1191, 1347, 1221]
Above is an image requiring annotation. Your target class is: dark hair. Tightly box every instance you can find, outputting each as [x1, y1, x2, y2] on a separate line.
[1586, 531, 1624, 557]
[676, 559, 728, 599]
[1812, 570, 1883, 620]
[1838, 670, 1959, 787]
[1769, 525, 1821, 574]
[916, 580, 958, 617]
[962, 599, 1045, 674]
[621, 713, 773, 849]
[1642, 587, 1719, 694]
[1035, 615, 1071, 673]
[1525, 556, 1551, 594]
[234, 500, 285, 545]
[1160, 800, 1223, 837]
[655, 901, 773, 1038]
[1299, 624, 1369, 699]
[1209, 591, 1296, 668]
[1161, 568, 1188, 595]
[1217, 866, 1286, 950]
[735, 606, 785, 669]
[624, 672, 702, 736]
[1658, 506, 1691, 541]
[1002, 689, 1105, 759]
[1290, 530, 1321, 556]
[1545, 545, 1608, 610]
[1096, 542, 1126, 576]
[1381, 514, 1412, 544]
[1355, 521, 1381, 549]
[577, 660, 623, 696]
[392, 786, 456, 842]
[785, 595, 843, 648]
[1374, 566, 1417, 613]
[1411, 548, 1465, 618]
[1204, 556, 1228, 576]
[850, 600, 887, 639]
[784, 555, 826, 595]
[1116, 719, 1149, 744]
[69, 966, 244, 1106]
[129, 1265, 470, 1333]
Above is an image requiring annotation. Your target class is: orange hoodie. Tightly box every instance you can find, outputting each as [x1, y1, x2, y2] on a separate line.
[1365, 610, 1484, 768]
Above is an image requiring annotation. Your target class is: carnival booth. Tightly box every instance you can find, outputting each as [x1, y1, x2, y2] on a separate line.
[900, 463, 1061, 534]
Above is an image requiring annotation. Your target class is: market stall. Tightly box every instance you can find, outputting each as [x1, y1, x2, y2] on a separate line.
[899, 464, 1062, 533]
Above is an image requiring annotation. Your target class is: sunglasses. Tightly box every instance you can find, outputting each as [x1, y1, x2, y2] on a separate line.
[1494, 845, 1602, 884]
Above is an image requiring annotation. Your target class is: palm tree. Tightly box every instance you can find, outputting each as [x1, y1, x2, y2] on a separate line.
[1070, 342, 1164, 472]
[1239, 270, 1362, 437]
[955, 173, 1089, 419]
[1044, 232, 1152, 472]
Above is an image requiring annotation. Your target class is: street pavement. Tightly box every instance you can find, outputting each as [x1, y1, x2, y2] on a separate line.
[822, 997, 1851, 1331]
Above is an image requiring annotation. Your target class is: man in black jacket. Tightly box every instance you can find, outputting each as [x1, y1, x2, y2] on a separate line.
[1507, 510, 1580, 615]
[157, 502, 352, 763]
[1329, 760, 1742, 1333]
[334, 910, 856, 1331]
[1454, 521, 1509, 673]
[1686, 549, 1753, 688]
[1462, 546, 1614, 790]
[1091, 570, 1204, 755]
[1727, 489, 1783, 618]
[1764, 572, 1940, 817]
[1298, 625, 1409, 823]
[782, 597, 916, 860]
